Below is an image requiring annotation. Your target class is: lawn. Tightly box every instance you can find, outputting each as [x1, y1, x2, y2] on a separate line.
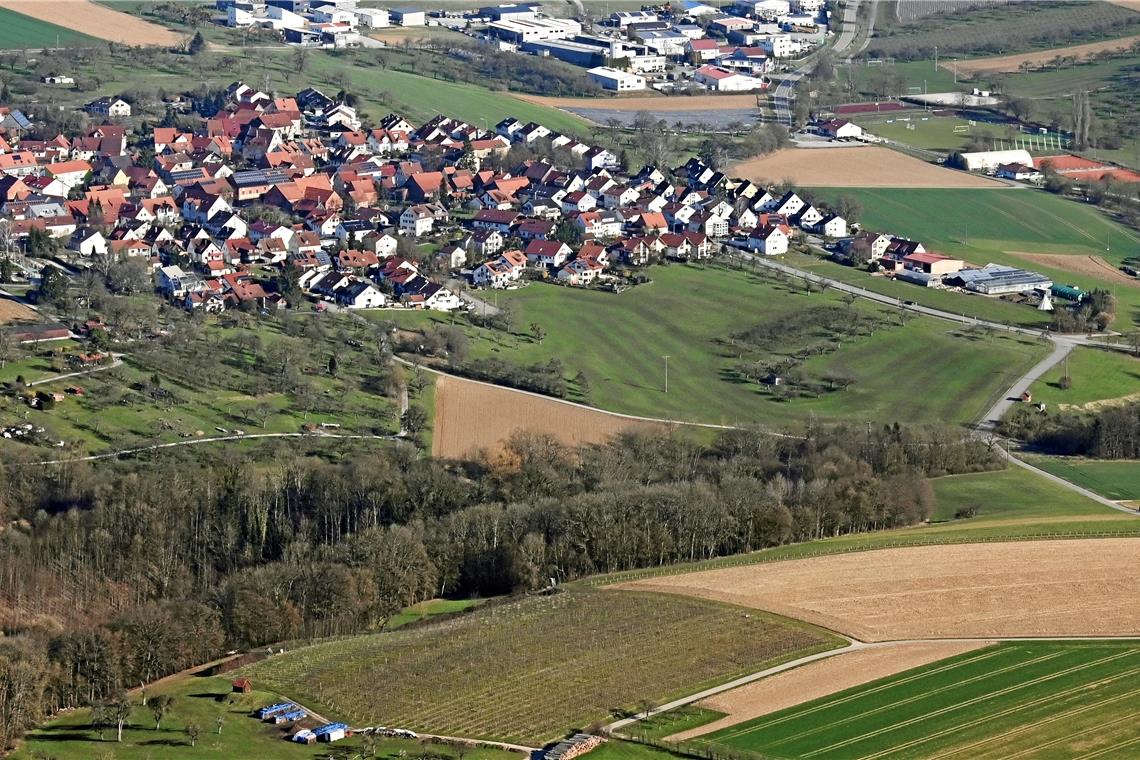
[14, 675, 518, 760]
[241, 588, 842, 745]
[1027, 457, 1140, 502]
[841, 59, 963, 99]
[393, 264, 1047, 428]
[695, 641, 1140, 760]
[1029, 346, 1140, 407]
[0, 8, 96, 49]
[811, 187, 1140, 329]
[850, 113, 977, 152]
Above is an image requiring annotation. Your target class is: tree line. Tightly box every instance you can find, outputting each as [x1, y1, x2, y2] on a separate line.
[1002, 400, 1140, 459]
[0, 423, 1000, 748]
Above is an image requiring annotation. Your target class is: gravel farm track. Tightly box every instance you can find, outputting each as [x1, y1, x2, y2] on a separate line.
[666, 640, 991, 741]
[730, 146, 1005, 188]
[615, 539, 1140, 641]
[946, 32, 1140, 75]
[0, 0, 181, 46]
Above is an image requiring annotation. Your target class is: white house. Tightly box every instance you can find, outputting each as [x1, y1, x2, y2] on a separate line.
[816, 213, 848, 239]
[818, 119, 863, 140]
[400, 205, 435, 236]
[747, 225, 788, 255]
[68, 228, 107, 256]
[587, 66, 647, 92]
[335, 280, 387, 309]
[472, 250, 527, 288]
[525, 239, 572, 269]
[694, 65, 765, 92]
[85, 97, 131, 119]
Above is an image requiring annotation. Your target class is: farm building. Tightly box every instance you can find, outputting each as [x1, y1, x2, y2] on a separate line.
[587, 66, 646, 92]
[274, 708, 308, 724]
[1050, 284, 1085, 302]
[959, 149, 1033, 173]
[257, 703, 295, 720]
[231, 678, 252, 694]
[902, 252, 964, 276]
[949, 264, 1052, 295]
[313, 722, 348, 742]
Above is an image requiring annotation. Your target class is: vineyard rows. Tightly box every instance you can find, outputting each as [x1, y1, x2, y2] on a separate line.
[241, 589, 837, 745]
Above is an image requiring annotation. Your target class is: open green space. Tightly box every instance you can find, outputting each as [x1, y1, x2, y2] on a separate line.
[384, 597, 485, 630]
[393, 264, 1047, 427]
[1027, 457, 1140, 501]
[850, 113, 977, 152]
[0, 8, 97, 49]
[1029, 346, 1140, 407]
[696, 641, 1140, 760]
[811, 187, 1140, 329]
[0, 311, 407, 457]
[929, 465, 1123, 522]
[241, 588, 841, 745]
[14, 674, 517, 760]
[841, 59, 963, 99]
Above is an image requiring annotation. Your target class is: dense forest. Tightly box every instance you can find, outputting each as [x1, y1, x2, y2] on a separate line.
[1003, 400, 1140, 458]
[0, 424, 999, 748]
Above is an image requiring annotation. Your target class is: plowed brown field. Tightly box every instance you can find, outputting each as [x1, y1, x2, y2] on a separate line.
[0, 297, 39, 325]
[667, 640, 991, 741]
[1009, 252, 1140, 288]
[615, 539, 1140, 641]
[731, 147, 1003, 188]
[0, 1, 181, 46]
[431, 374, 662, 459]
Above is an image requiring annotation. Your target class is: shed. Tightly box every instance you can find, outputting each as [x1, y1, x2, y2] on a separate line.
[1050, 284, 1085, 302]
[232, 678, 252, 694]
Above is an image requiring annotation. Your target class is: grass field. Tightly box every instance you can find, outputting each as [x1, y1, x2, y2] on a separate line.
[241, 588, 841, 745]
[841, 59, 962, 99]
[14, 675, 518, 760]
[850, 113, 977, 152]
[696, 641, 1140, 760]
[0, 7, 96, 48]
[811, 187, 1140, 329]
[395, 264, 1047, 428]
[1028, 457, 1140, 501]
[1028, 346, 1140, 407]
[929, 465, 1126, 522]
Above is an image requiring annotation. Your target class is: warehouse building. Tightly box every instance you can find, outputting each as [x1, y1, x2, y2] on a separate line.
[489, 17, 581, 43]
[587, 66, 647, 91]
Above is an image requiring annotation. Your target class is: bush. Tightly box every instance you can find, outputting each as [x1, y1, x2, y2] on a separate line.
[1058, 375, 1073, 390]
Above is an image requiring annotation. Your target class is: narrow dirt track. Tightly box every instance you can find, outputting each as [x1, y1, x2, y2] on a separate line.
[515, 93, 760, 112]
[946, 32, 1140, 74]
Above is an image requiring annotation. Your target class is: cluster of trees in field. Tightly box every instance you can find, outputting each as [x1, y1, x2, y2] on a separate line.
[0, 423, 1000, 747]
[1049, 289, 1116, 334]
[1003, 400, 1140, 459]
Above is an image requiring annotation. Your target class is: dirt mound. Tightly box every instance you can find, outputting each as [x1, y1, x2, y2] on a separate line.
[731, 147, 1003, 188]
[1008, 252, 1140, 288]
[0, 1, 182, 46]
[946, 33, 1140, 75]
[615, 539, 1140, 641]
[667, 640, 991, 741]
[431, 374, 662, 459]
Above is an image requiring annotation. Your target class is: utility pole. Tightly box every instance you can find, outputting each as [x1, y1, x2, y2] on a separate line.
[662, 355, 670, 393]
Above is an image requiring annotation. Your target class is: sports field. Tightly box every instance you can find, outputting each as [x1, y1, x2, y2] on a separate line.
[811, 187, 1140, 327]
[0, 6, 95, 48]
[396, 265, 1047, 427]
[241, 588, 840, 745]
[699, 642, 1140, 760]
[849, 113, 976, 152]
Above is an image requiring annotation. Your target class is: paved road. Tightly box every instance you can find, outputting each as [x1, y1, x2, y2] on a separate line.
[976, 338, 1077, 432]
[774, 0, 864, 124]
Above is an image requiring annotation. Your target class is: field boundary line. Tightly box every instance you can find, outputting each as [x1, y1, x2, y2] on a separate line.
[1073, 732, 1140, 759]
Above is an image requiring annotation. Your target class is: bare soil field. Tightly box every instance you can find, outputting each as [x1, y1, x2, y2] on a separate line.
[946, 33, 1140, 75]
[0, 1, 181, 46]
[431, 374, 661, 459]
[615, 539, 1140, 641]
[731, 147, 1004, 188]
[517, 93, 760, 112]
[667, 640, 990, 741]
[1009, 252, 1140, 288]
[0, 297, 39, 325]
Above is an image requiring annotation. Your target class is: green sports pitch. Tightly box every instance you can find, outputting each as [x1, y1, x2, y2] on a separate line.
[697, 641, 1140, 759]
